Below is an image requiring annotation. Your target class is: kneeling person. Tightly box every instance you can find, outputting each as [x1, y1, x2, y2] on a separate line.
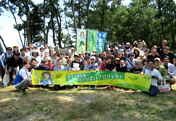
[14, 60, 35, 93]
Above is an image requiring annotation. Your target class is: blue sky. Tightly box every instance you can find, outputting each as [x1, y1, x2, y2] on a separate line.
[0, 0, 131, 51]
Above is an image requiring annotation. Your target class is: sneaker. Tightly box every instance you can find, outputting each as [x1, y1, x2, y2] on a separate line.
[107, 85, 111, 89]
[112, 86, 115, 90]
[94, 86, 97, 90]
[20, 89, 27, 93]
[89, 86, 91, 90]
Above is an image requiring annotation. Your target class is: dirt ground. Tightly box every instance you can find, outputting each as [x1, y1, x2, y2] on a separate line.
[0, 80, 176, 121]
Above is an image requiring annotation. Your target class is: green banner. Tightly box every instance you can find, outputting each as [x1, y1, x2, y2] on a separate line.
[76, 29, 87, 54]
[88, 30, 98, 53]
[32, 70, 152, 92]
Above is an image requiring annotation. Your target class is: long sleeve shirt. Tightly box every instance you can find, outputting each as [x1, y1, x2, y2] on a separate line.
[162, 63, 175, 77]
[6, 56, 23, 70]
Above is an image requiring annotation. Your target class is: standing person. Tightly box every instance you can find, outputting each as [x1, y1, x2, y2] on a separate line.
[88, 56, 99, 90]
[142, 58, 148, 73]
[3, 51, 23, 86]
[29, 50, 41, 67]
[105, 56, 116, 90]
[100, 56, 107, 71]
[47, 58, 54, 71]
[145, 49, 150, 58]
[147, 49, 160, 61]
[13, 60, 35, 93]
[44, 44, 49, 53]
[53, 46, 58, 55]
[12, 45, 20, 52]
[134, 48, 140, 59]
[81, 60, 87, 70]
[126, 53, 137, 72]
[157, 39, 167, 57]
[36, 59, 51, 71]
[109, 45, 114, 55]
[66, 58, 73, 71]
[130, 60, 143, 74]
[124, 42, 130, 52]
[116, 59, 127, 72]
[114, 58, 120, 70]
[137, 53, 146, 66]
[117, 51, 126, 61]
[162, 46, 175, 65]
[59, 53, 67, 66]
[48, 46, 52, 56]
[71, 48, 76, 60]
[53, 54, 59, 67]
[33, 45, 38, 50]
[1, 47, 13, 81]
[127, 44, 134, 54]
[144, 60, 163, 97]
[140, 45, 147, 55]
[28, 43, 33, 55]
[162, 56, 175, 86]
[95, 54, 102, 65]
[84, 57, 91, 70]
[114, 47, 119, 58]
[39, 46, 45, 59]
[50, 51, 55, 60]
[24, 46, 30, 56]
[20, 48, 30, 61]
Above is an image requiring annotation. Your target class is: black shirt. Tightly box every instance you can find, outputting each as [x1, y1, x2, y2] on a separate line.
[162, 52, 175, 64]
[116, 65, 127, 72]
[130, 66, 143, 74]
[36, 66, 51, 71]
[119, 56, 126, 61]
[28, 64, 38, 72]
[6, 56, 23, 70]
[157, 46, 164, 57]
[71, 61, 81, 68]
[147, 54, 160, 61]
[110, 50, 115, 55]
[105, 62, 116, 71]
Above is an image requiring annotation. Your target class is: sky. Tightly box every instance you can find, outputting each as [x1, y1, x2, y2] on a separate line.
[0, 0, 132, 51]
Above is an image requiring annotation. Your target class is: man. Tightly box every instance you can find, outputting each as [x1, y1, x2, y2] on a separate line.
[71, 54, 81, 71]
[114, 47, 118, 58]
[50, 51, 55, 60]
[144, 60, 163, 97]
[147, 49, 160, 61]
[154, 58, 167, 80]
[162, 46, 175, 65]
[117, 51, 126, 61]
[66, 58, 73, 71]
[24, 46, 30, 56]
[33, 45, 38, 50]
[59, 53, 67, 66]
[28, 43, 33, 55]
[53, 54, 59, 67]
[162, 56, 175, 85]
[125, 42, 130, 51]
[109, 45, 114, 55]
[130, 60, 143, 74]
[14, 60, 35, 93]
[53, 59, 66, 71]
[44, 44, 49, 53]
[39, 46, 45, 59]
[84, 57, 91, 70]
[137, 53, 146, 66]
[36, 59, 51, 71]
[48, 46, 52, 56]
[95, 54, 102, 65]
[1, 47, 13, 81]
[20, 48, 30, 61]
[28, 59, 38, 72]
[53, 46, 59, 55]
[157, 39, 167, 57]
[116, 59, 127, 72]
[140, 45, 147, 55]
[3, 51, 23, 86]
[126, 53, 137, 72]
[71, 48, 76, 60]
[127, 44, 134, 54]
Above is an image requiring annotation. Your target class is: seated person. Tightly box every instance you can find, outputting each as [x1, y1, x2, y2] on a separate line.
[13, 60, 35, 93]
[130, 60, 143, 74]
[116, 59, 127, 72]
[144, 60, 163, 97]
[162, 56, 175, 86]
[36, 59, 51, 71]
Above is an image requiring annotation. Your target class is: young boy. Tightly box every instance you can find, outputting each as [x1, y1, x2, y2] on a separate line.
[88, 56, 99, 90]
[105, 56, 116, 90]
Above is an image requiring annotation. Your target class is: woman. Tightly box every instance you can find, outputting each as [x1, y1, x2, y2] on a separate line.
[114, 58, 120, 70]
[29, 50, 41, 67]
[134, 48, 140, 59]
[100, 56, 107, 70]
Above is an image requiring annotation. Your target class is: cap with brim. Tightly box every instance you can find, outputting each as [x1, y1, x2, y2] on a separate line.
[134, 48, 139, 51]
[12, 46, 20, 49]
[90, 56, 95, 60]
[71, 48, 74, 50]
[126, 42, 130, 45]
[32, 50, 39, 54]
[153, 45, 157, 48]
[115, 47, 118, 50]
[115, 58, 120, 61]
[74, 54, 79, 57]
[41, 59, 46, 63]
[145, 49, 150, 52]
[154, 58, 160, 61]
[135, 60, 140, 64]
[118, 45, 122, 47]
[139, 53, 144, 56]
[47, 58, 52, 61]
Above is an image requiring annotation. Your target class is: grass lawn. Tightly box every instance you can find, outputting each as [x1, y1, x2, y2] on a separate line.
[1, 80, 176, 121]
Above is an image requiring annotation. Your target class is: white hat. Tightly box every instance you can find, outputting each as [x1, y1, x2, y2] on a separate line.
[32, 50, 39, 54]
[126, 42, 130, 45]
[90, 56, 96, 60]
[139, 53, 144, 56]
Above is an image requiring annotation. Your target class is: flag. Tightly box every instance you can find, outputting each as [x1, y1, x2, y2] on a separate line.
[97, 32, 107, 54]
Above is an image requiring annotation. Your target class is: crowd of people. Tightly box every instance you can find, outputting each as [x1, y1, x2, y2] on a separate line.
[0, 39, 175, 97]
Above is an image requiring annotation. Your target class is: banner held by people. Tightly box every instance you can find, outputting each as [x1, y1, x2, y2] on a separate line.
[32, 70, 152, 92]
[76, 29, 87, 54]
[97, 32, 107, 54]
[88, 30, 98, 53]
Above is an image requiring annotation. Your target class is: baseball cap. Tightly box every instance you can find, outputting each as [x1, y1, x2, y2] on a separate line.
[126, 42, 130, 45]
[41, 59, 46, 63]
[115, 47, 118, 50]
[90, 56, 96, 60]
[145, 49, 150, 52]
[135, 60, 140, 64]
[74, 53, 79, 57]
[154, 58, 160, 61]
[118, 45, 122, 47]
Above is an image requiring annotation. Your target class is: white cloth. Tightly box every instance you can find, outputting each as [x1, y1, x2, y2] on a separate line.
[144, 68, 163, 86]
[126, 59, 137, 72]
[44, 49, 49, 53]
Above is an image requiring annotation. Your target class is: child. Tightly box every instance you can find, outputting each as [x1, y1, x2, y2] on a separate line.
[105, 56, 116, 90]
[88, 56, 99, 90]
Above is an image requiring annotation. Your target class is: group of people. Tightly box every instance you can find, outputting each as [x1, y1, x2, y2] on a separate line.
[0, 39, 175, 96]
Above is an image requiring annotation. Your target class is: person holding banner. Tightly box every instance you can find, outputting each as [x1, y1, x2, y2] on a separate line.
[14, 60, 35, 93]
[105, 56, 116, 90]
[144, 60, 163, 96]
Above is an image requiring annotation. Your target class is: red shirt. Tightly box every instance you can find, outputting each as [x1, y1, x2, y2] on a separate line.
[47, 63, 53, 71]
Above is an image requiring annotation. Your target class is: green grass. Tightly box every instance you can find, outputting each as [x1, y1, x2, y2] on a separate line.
[1, 81, 176, 121]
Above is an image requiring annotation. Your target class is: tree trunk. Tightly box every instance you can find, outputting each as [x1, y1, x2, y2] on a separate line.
[50, 0, 56, 46]
[43, 0, 46, 43]
[8, 0, 23, 47]
[26, 0, 32, 44]
[0, 35, 7, 48]
[71, 0, 77, 30]
[86, 0, 91, 29]
[100, 0, 105, 31]
[78, 0, 81, 28]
